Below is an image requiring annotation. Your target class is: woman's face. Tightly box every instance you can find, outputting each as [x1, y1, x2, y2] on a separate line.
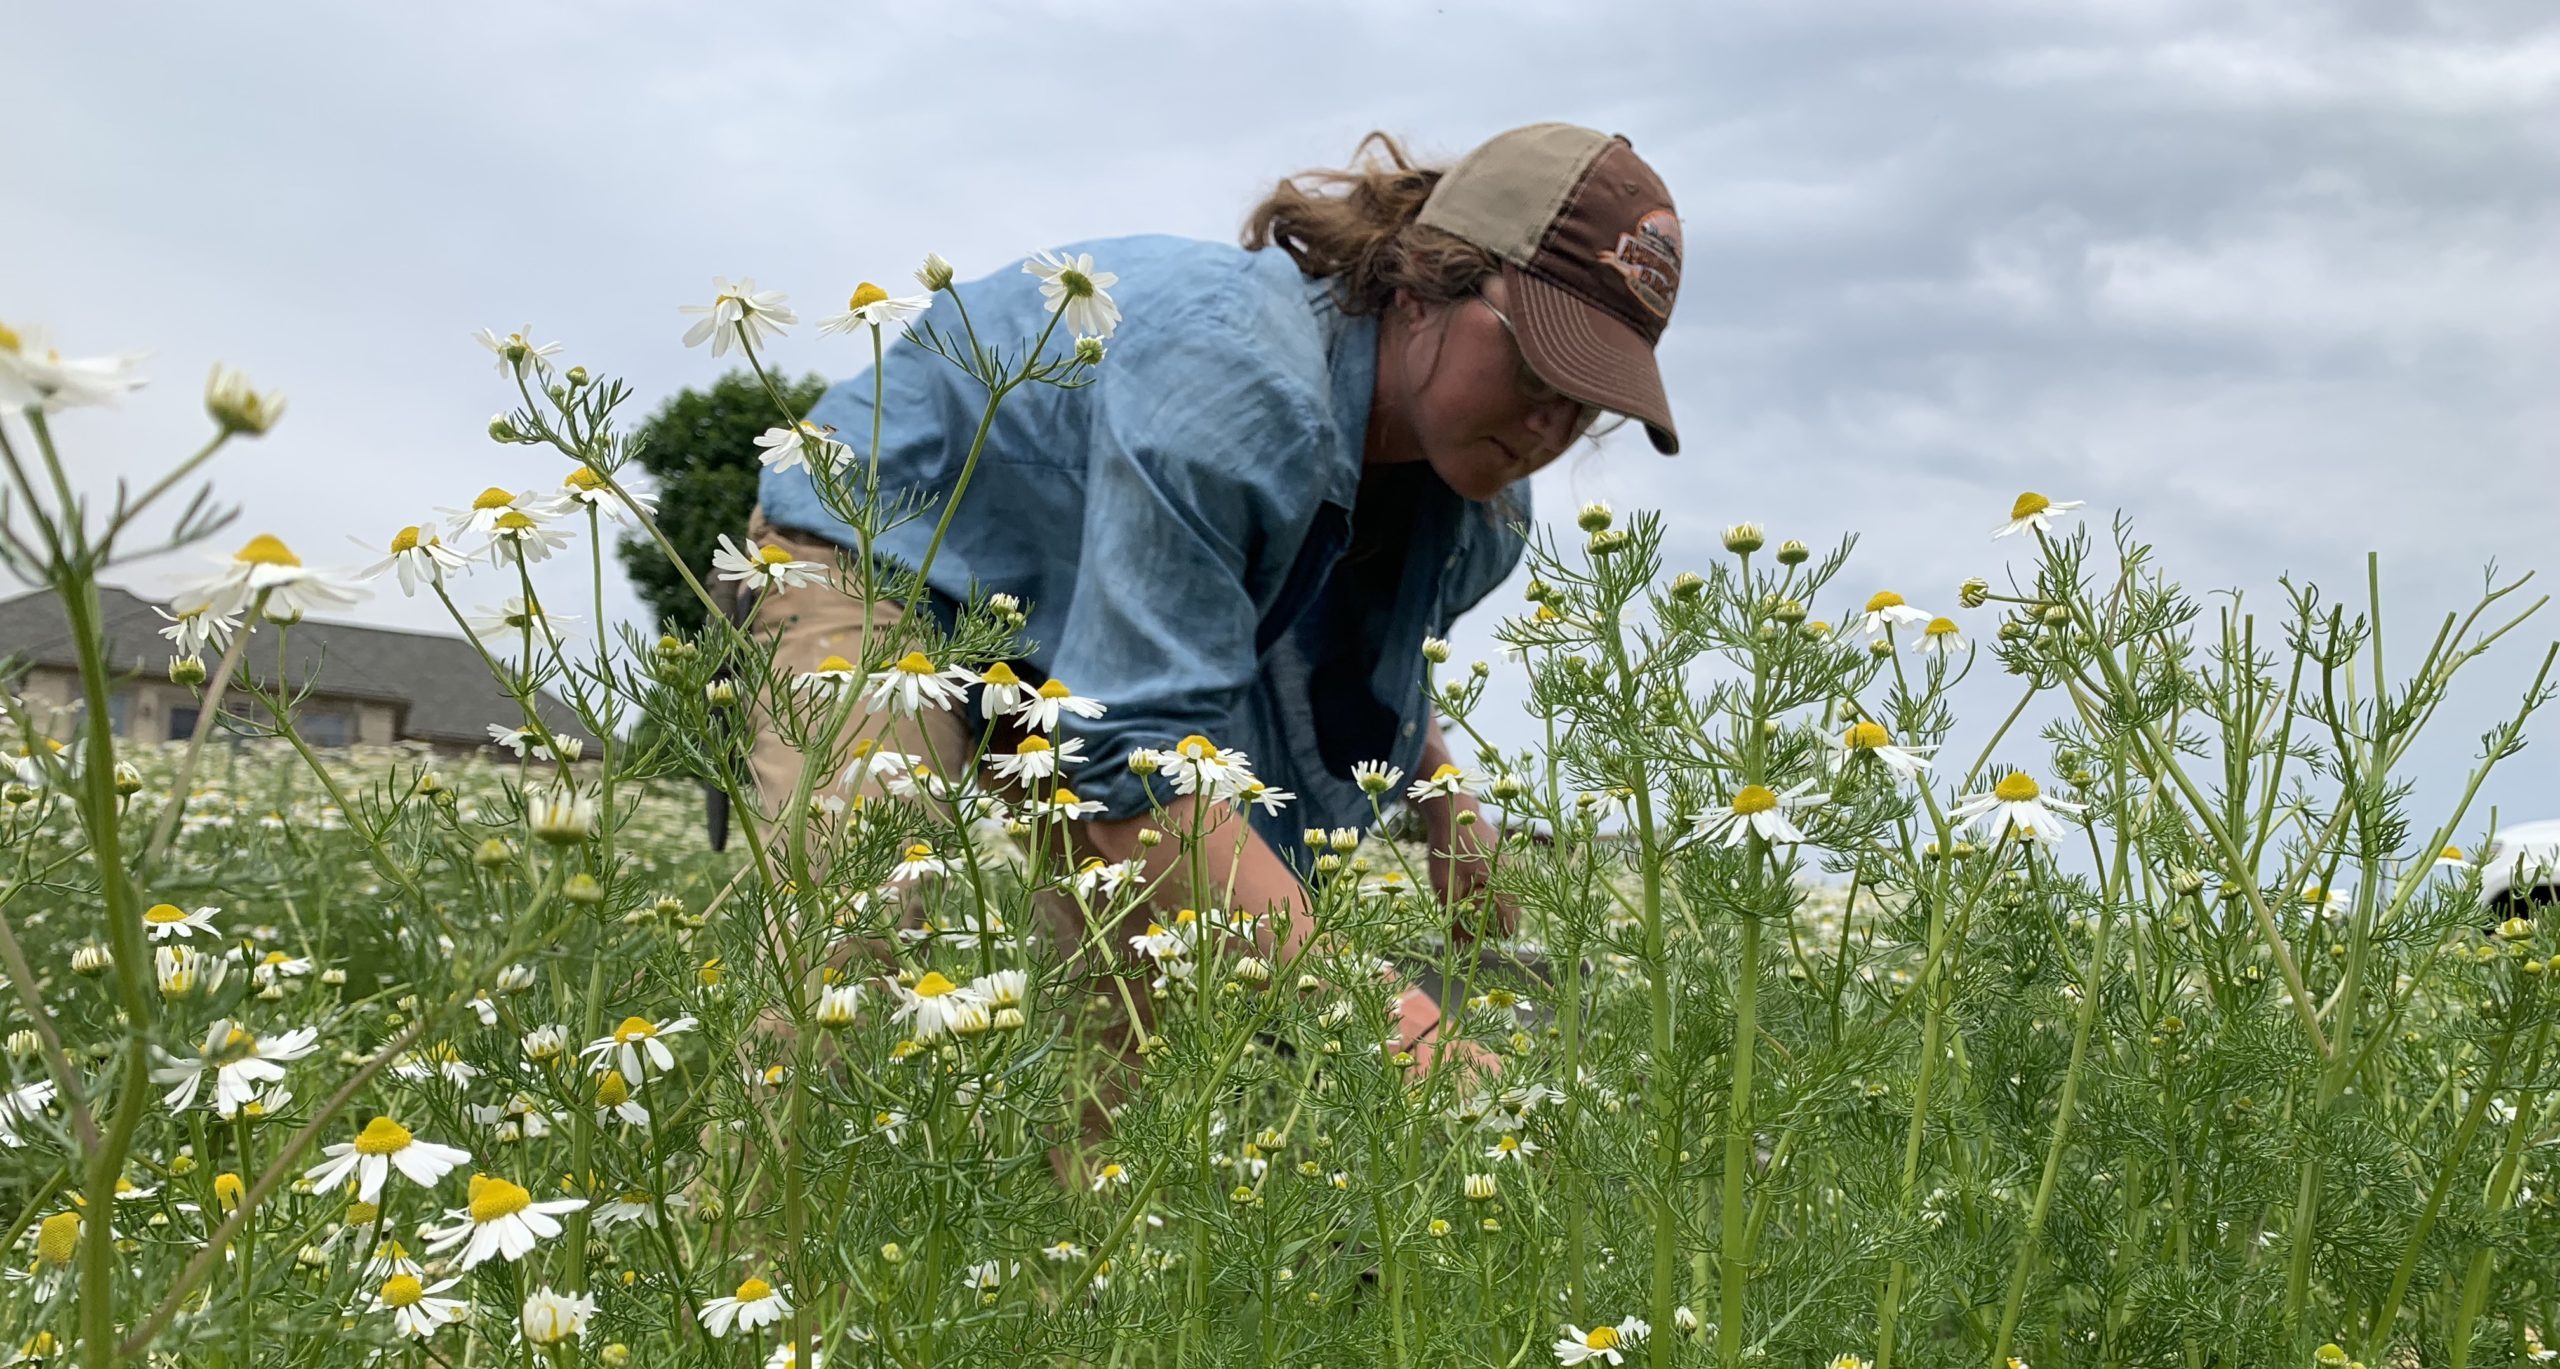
[1387, 272, 1600, 502]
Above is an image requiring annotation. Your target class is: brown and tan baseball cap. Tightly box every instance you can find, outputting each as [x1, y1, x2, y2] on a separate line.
[1416, 122, 1684, 454]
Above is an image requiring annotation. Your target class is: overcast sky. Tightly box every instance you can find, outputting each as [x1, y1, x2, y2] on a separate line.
[10, 1, 2558, 839]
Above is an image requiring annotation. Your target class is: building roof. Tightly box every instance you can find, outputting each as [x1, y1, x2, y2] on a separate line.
[0, 584, 589, 747]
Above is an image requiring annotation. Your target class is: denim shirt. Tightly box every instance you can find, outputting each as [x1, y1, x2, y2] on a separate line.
[758, 234, 1527, 870]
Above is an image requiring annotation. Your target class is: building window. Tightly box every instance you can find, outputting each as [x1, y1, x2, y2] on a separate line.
[298, 705, 353, 748]
[166, 706, 198, 742]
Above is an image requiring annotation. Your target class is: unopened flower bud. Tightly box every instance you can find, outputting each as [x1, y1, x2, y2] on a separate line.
[1722, 522, 1764, 554]
[916, 253, 956, 291]
[1588, 529, 1630, 556]
[72, 944, 113, 977]
[1073, 336, 1106, 366]
[169, 654, 208, 687]
[1775, 539, 1810, 566]
[1576, 501, 1613, 533]
[112, 762, 143, 797]
[1869, 638, 1895, 658]
[474, 837, 515, 870]
[2040, 604, 2072, 625]
[1136, 828, 1162, 848]
[2498, 916, 2534, 942]
[1669, 571, 1706, 601]
[1420, 637, 1451, 664]
[488, 414, 521, 443]
[1959, 576, 1991, 609]
[1773, 599, 1806, 625]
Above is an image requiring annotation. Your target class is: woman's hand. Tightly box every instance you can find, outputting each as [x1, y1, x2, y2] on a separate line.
[1424, 793, 1521, 942]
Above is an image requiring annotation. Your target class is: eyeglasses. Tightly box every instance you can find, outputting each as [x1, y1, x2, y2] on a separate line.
[1473, 296, 1602, 437]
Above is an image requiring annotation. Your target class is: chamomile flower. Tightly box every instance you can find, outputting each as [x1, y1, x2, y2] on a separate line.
[1069, 856, 1146, 901]
[865, 651, 975, 716]
[1994, 491, 2084, 539]
[1832, 722, 1936, 780]
[1090, 1161, 1131, 1191]
[1949, 772, 2087, 845]
[473, 325, 561, 373]
[1021, 250, 1122, 339]
[986, 734, 1083, 783]
[1857, 591, 1932, 637]
[680, 277, 796, 356]
[889, 842, 948, 882]
[152, 1019, 319, 1117]
[0, 1081, 55, 1148]
[142, 903, 220, 941]
[1693, 779, 1826, 847]
[155, 603, 240, 658]
[1142, 734, 1256, 801]
[593, 1070, 649, 1127]
[168, 534, 367, 622]
[1914, 616, 1967, 655]
[1360, 870, 1418, 901]
[0, 320, 146, 410]
[1030, 787, 1105, 820]
[711, 534, 828, 594]
[557, 464, 655, 522]
[484, 509, 576, 567]
[1827, 1357, 1873, 1369]
[1554, 1316, 1648, 1366]
[1238, 780, 1295, 816]
[369, 1272, 470, 1339]
[578, 1015, 695, 1083]
[752, 420, 848, 475]
[358, 525, 472, 597]
[891, 972, 989, 1040]
[1012, 678, 1106, 733]
[484, 723, 580, 762]
[970, 969, 1028, 1012]
[519, 1287, 595, 1348]
[443, 486, 563, 540]
[815, 984, 865, 1029]
[421, 1174, 586, 1269]
[798, 655, 864, 696]
[302, 1116, 471, 1204]
[973, 661, 1034, 715]
[818, 281, 933, 335]
[1351, 761, 1404, 797]
[591, 1190, 676, 1230]
[467, 597, 575, 648]
[1485, 1133, 1540, 1163]
[1407, 763, 1484, 802]
[1129, 915, 1194, 962]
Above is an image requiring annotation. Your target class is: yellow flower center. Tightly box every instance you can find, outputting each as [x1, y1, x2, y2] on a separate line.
[379, 1273, 426, 1307]
[1430, 763, 1462, 781]
[981, 661, 1021, 685]
[36, 1211, 78, 1265]
[353, 1116, 414, 1155]
[144, 903, 188, 924]
[814, 655, 854, 674]
[346, 1202, 381, 1224]
[1052, 788, 1083, 806]
[1731, 785, 1778, 815]
[1039, 679, 1073, 699]
[1175, 734, 1215, 759]
[466, 1175, 533, 1223]
[2442, 844, 2464, 861]
[912, 971, 960, 998]
[757, 545, 797, 565]
[1015, 736, 1051, 754]
[892, 651, 936, 674]
[213, 1173, 244, 1208]
[1495, 1135, 1519, 1153]
[232, 534, 301, 567]
[1843, 722, 1892, 750]
[596, 1070, 631, 1107]
[2010, 491, 2051, 520]
[1923, 617, 1959, 636]
[611, 1016, 658, 1043]
[1992, 773, 2041, 802]
[848, 282, 889, 310]
[1099, 1163, 1124, 1180]
[1144, 922, 1168, 938]
[472, 487, 514, 510]
[736, 1277, 774, 1302]
[390, 525, 421, 553]
[1585, 1326, 1621, 1350]
[494, 510, 536, 531]
[566, 465, 604, 489]
[0, 322, 19, 353]
[1863, 591, 1904, 612]
[902, 842, 934, 862]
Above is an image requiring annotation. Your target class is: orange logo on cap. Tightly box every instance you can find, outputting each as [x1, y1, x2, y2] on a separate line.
[1599, 209, 1681, 319]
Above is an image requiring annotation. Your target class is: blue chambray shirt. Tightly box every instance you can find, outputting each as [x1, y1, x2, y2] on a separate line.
[758, 234, 1527, 873]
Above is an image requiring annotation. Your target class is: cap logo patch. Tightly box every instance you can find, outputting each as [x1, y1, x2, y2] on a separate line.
[1598, 208, 1682, 318]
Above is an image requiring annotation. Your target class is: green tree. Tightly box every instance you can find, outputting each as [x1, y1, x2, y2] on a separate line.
[615, 368, 830, 636]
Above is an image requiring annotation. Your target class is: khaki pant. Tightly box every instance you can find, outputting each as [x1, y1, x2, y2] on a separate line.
[738, 507, 1147, 1165]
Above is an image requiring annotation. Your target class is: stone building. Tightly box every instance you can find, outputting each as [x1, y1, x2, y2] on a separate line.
[1, 584, 587, 756]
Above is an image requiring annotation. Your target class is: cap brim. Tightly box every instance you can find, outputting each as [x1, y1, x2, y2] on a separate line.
[1505, 263, 1679, 455]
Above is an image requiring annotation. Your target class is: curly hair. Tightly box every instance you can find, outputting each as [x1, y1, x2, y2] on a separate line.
[1241, 131, 1499, 316]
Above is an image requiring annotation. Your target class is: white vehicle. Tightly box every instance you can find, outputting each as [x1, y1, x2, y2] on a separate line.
[2480, 820, 2560, 915]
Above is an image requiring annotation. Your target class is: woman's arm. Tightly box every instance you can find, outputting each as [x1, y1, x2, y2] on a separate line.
[1083, 798, 1453, 1059]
